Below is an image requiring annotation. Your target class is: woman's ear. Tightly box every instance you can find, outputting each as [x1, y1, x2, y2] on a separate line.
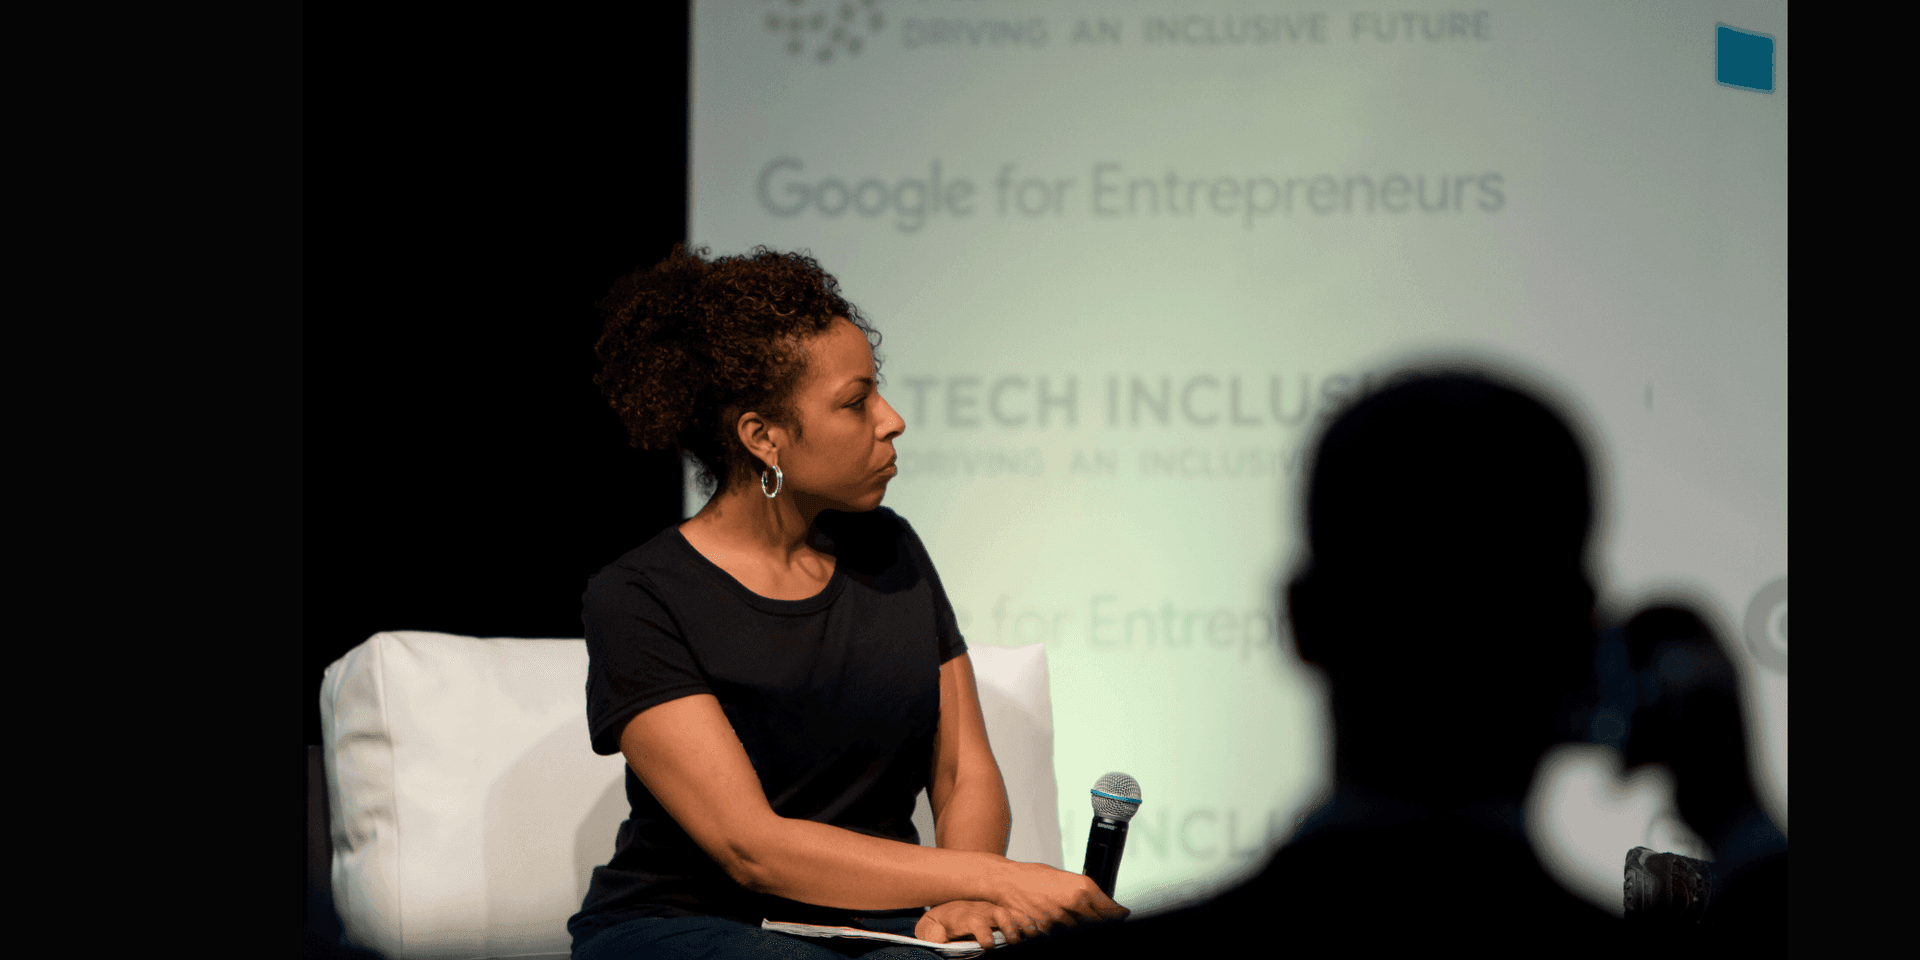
[735, 410, 778, 469]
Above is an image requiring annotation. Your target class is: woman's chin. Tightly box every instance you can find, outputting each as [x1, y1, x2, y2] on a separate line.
[809, 491, 886, 514]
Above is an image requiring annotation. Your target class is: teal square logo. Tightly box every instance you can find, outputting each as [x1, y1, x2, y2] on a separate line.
[1716, 24, 1775, 92]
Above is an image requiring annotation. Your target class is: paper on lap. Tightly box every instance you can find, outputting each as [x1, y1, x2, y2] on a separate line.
[761, 919, 1007, 956]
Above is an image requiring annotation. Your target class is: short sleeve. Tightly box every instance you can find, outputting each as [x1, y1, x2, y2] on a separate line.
[897, 517, 968, 665]
[581, 567, 712, 756]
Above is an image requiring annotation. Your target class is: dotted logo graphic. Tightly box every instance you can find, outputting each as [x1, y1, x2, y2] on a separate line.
[1742, 576, 1787, 673]
[763, 0, 888, 63]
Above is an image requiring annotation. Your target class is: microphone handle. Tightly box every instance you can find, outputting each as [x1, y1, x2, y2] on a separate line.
[1082, 815, 1129, 897]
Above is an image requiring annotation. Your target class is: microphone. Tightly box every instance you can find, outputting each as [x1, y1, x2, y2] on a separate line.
[1082, 772, 1141, 898]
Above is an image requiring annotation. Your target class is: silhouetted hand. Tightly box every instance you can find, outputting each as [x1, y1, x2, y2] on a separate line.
[1622, 606, 1752, 849]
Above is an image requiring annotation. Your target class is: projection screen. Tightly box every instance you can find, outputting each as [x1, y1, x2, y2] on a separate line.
[685, 0, 1786, 913]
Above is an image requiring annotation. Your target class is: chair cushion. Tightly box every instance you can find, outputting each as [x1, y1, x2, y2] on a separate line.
[322, 632, 1059, 960]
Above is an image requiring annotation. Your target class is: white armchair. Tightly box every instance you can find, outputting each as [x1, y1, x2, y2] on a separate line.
[318, 631, 1063, 960]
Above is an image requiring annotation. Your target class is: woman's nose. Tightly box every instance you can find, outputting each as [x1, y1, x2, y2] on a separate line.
[877, 394, 905, 438]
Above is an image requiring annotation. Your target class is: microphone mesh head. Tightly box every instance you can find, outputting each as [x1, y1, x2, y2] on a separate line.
[1089, 772, 1142, 822]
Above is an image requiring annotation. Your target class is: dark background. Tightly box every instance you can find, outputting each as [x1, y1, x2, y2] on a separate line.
[305, 6, 689, 747]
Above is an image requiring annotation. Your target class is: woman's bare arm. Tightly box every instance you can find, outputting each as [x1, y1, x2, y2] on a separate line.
[916, 653, 1088, 946]
[926, 653, 1012, 854]
[618, 692, 1117, 922]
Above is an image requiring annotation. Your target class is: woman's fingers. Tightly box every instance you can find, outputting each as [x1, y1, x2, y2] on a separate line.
[993, 863, 1129, 931]
[1018, 909, 1051, 938]
[913, 914, 949, 944]
[1088, 884, 1130, 921]
[969, 912, 1005, 947]
[986, 907, 1013, 944]
[999, 905, 1040, 944]
[1059, 872, 1128, 922]
[922, 900, 1038, 946]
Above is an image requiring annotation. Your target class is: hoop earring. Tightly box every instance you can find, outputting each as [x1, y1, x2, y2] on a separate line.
[761, 464, 783, 499]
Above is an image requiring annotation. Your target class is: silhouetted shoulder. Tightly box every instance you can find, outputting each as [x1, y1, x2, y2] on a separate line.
[1005, 823, 1623, 957]
[1258, 822, 1621, 939]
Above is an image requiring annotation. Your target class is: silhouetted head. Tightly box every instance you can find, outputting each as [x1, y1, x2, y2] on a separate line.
[1288, 368, 1597, 802]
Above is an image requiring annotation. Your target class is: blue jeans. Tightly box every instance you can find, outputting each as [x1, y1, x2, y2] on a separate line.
[574, 913, 941, 960]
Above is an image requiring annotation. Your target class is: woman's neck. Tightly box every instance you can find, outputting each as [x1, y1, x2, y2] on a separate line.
[687, 481, 831, 565]
[682, 483, 840, 601]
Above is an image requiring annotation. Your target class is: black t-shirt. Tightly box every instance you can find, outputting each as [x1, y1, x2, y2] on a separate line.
[567, 507, 968, 944]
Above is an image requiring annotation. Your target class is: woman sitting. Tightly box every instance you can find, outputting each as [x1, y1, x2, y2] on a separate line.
[568, 245, 1126, 958]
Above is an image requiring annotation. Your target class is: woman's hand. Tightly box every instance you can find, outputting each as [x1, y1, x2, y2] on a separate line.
[917, 880, 1126, 947]
[971, 861, 1129, 939]
[916, 865, 1129, 944]
[916, 901, 1016, 946]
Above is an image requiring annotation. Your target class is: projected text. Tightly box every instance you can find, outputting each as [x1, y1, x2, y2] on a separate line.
[759, 158, 1506, 232]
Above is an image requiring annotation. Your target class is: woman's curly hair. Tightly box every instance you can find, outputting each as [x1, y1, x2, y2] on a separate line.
[593, 244, 881, 496]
